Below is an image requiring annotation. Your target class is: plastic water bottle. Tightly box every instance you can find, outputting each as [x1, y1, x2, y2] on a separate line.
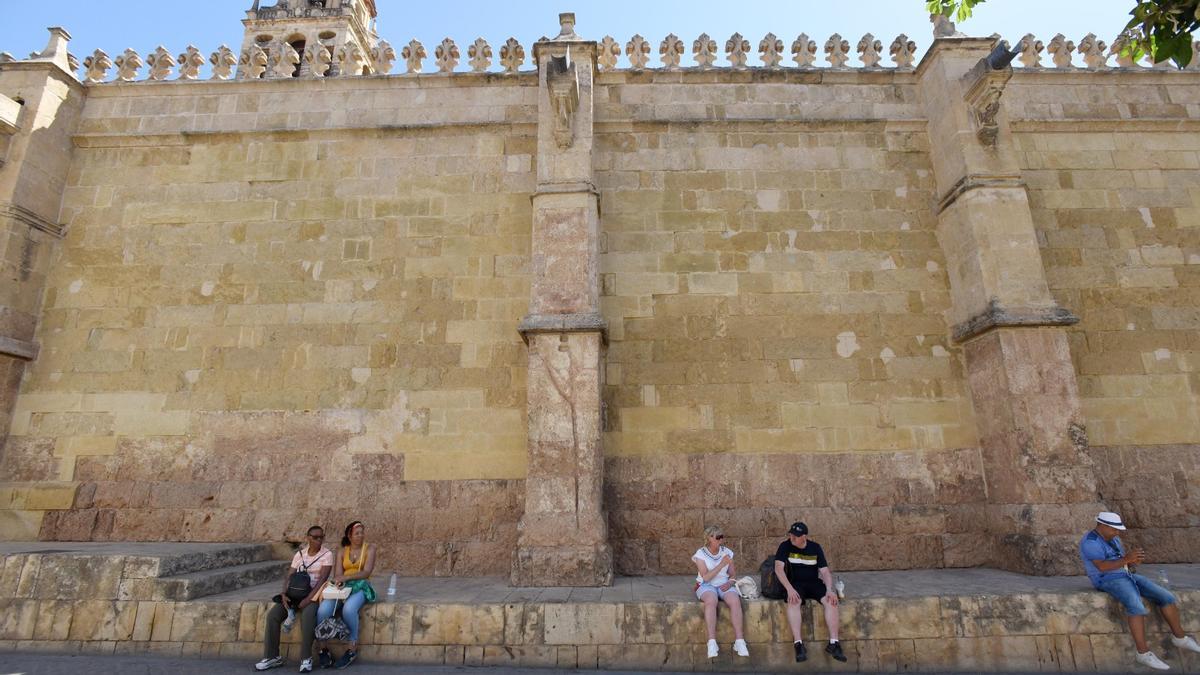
[387, 573, 397, 598]
[834, 575, 846, 599]
[1158, 568, 1170, 589]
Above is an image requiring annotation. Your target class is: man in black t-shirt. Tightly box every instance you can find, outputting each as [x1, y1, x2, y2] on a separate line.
[773, 522, 846, 664]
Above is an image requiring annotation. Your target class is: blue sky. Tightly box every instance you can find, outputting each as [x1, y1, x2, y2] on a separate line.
[2, 1, 1136, 73]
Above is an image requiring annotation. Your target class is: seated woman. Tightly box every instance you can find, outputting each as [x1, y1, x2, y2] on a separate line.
[692, 525, 748, 659]
[315, 520, 377, 669]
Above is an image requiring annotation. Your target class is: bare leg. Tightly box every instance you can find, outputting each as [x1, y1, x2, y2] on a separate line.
[1161, 604, 1186, 639]
[702, 594, 719, 640]
[722, 592, 745, 640]
[1128, 615, 1149, 653]
[785, 601, 804, 642]
[823, 600, 841, 642]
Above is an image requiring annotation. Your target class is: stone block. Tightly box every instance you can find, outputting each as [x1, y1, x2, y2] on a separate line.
[168, 603, 240, 643]
[66, 601, 136, 641]
[543, 603, 623, 645]
[411, 603, 503, 646]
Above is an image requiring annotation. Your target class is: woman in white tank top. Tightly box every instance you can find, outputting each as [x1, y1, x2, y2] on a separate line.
[691, 525, 749, 659]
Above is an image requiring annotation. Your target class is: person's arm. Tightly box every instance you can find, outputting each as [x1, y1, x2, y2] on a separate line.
[693, 555, 731, 583]
[331, 547, 346, 584]
[1083, 537, 1143, 573]
[818, 565, 838, 606]
[342, 544, 377, 581]
[719, 559, 737, 590]
[1092, 548, 1144, 572]
[774, 560, 800, 604]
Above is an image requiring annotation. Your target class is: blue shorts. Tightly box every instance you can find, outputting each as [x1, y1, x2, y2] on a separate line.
[1098, 573, 1176, 616]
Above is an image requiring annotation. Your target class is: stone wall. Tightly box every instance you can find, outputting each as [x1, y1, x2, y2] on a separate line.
[1, 21, 1199, 578]
[1, 75, 537, 574]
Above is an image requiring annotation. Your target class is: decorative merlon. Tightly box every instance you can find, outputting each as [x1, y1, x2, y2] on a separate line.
[63, 21, 1200, 84]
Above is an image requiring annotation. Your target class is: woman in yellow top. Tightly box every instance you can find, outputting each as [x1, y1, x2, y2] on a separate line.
[315, 521, 377, 669]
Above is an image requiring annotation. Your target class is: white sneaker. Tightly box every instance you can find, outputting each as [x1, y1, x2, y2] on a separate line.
[298, 658, 313, 673]
[733, 639, 749, 657]
[706, 639, 719, 658]
[1135, 650, 1170, 671]
[254, 656, 284, 671]
[1172, 635, 1200, 653]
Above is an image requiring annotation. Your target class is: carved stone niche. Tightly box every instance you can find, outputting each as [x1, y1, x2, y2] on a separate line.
[962, 43, 1016, 147]
[546, 53, 579, 150]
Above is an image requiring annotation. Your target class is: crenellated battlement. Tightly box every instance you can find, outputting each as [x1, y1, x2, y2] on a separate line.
[9, 15, 1200, 88]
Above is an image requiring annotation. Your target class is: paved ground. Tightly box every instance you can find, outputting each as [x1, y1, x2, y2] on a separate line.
[207, 563, 1200, 604]
[0, 653, 724, 675]
[0, 652, 1136, 674]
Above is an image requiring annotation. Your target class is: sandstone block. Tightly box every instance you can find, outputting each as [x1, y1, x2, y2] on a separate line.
[543, 603, 623, 645]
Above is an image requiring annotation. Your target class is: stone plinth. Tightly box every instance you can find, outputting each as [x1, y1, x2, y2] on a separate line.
[511, 330, 612, 587]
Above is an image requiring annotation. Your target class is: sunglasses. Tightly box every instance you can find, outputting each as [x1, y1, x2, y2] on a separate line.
[309, 533, 324, 539]
[713, 534, 725, 540]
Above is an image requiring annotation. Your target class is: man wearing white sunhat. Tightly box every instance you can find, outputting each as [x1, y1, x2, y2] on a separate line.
[1080, 511, 1200, 670]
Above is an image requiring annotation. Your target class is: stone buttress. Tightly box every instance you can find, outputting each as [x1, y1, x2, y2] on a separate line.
[510, 14, 613, 586]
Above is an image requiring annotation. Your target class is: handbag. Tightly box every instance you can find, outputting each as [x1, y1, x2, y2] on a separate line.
[313, 599, 351, 641]
[321, 581, 352, 601]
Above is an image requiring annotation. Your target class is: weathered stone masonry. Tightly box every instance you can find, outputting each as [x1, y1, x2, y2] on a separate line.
[0, 3, 1198, 583]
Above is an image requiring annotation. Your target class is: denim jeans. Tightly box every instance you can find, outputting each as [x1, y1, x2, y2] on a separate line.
[1099, 573, 1176, 616]
[317, 591, 368, 642]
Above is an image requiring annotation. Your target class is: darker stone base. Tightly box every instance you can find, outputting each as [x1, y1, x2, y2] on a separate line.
[605, 449, 991, 575]
[510, 543, 613, 587]
[1089, 444, 1200, 564]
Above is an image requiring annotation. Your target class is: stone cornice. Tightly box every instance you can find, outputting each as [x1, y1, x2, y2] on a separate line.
[518, 313, 608, 345]
[0, 202, 65, 238]
[0, 335, 38, 361]
[935, 173, 1025, 215]
[913, 36, 997, 80]
[953, 301, 1080, 343]
[0, 61, 85, 93]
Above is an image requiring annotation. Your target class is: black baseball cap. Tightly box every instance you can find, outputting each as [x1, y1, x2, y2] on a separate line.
[789, 522, 808, 536]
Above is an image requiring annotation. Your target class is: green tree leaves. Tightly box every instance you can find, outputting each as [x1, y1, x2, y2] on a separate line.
[925, 0, 1198, 67]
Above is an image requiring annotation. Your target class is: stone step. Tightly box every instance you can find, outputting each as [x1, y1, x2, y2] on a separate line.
[148, 542, 278, 577]
[155, 559, 288, 601]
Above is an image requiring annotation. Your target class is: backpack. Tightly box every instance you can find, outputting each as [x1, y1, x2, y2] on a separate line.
[285, 550, 328, 603]
[759, 556, 786, 600]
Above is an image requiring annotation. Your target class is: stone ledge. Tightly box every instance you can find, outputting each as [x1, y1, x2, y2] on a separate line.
[517, 313, 608, 344]
[2, 563, 1198, 671]
[952, 300, 1080, 343]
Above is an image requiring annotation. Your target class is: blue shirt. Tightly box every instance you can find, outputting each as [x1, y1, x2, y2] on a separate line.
[1079, 530, 1129, 588]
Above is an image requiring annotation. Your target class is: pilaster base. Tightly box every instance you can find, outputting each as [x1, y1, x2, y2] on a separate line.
[510, 543, 613, 587]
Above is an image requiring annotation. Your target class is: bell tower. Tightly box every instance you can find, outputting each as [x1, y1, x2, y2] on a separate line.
[240, 0, 379, 77]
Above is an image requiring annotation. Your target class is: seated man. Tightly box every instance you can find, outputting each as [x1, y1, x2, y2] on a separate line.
[1080, 511, 1200, 671]
[773, 522, 846, 664]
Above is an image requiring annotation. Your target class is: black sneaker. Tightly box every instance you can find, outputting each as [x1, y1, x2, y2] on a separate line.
[334, 650, 356, 669]
[794, 641, 807, 662]
[825, 641, 847, 662]
[317, 649, 333, 669]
